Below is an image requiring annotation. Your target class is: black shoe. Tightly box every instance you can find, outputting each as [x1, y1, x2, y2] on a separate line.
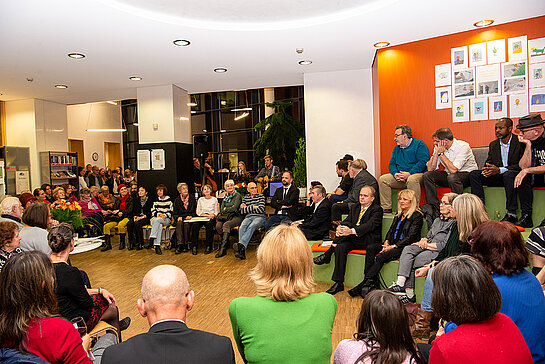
[181, 244, 189, 253]
[515, 213, 533, 228]
[233, 243, 246, 260]
[100, 236, 112, 252]
[204, 245, 213, 254]
[127, 243, 134, 251]
[360, 284, 378, 299]
[313, 253, 331, 265]
[118, 234, 126, 250]
[144, 239, 153, 249]
[135, 244, 143, 251]
[501, 213, 518, 224]
[119, 317, 131, 331]
[175, 246, 183, 254]
[155, 246, 162, 255]
[326, 282, 344, 295]
[192, 246, 198, 255]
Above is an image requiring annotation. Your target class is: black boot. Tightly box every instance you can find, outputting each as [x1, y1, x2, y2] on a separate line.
[204, 245, 213, 254]
[155, 245, 162, 255]
[215, 232, 230, 258]
[233, 242, 246, 260]
[118, 234, 126, 250]
[175, 240, 183, 254]
[101, 235, 112, 252]
[144, 238, 154, 249]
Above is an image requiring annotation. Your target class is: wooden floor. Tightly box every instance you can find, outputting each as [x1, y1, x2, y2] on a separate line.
[71, 236, 363, 363]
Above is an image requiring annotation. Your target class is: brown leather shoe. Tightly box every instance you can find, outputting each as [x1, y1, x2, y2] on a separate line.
[410, 308, 433, 338]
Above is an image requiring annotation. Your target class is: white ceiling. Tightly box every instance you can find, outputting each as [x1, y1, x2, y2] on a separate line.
[1, 0, 544, 105]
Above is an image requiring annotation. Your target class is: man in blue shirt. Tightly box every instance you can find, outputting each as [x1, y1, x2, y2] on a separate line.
[378, 125, 429, 213]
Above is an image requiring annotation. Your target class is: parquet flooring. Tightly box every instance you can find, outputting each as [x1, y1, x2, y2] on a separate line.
[70, 237, 363, 363]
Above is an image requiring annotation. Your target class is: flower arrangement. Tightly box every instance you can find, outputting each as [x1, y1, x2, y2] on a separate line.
[235, 182, 247, 196]
[50, 199, 83, 229]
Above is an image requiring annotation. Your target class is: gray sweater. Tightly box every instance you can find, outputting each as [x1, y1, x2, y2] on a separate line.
[426, 217, 456, 252]
[239, 193, 266, 218]
[19, 226, 51, 255]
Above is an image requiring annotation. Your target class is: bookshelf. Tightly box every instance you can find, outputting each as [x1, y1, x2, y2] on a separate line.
[40, 151, 78, 188]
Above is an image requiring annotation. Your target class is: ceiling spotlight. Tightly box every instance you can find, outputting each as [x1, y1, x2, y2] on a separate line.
[26, 78, 34, 82]
[187, 102, 197, 106]
[129, 76, 142, 81]
[68, 53, 85, 59]
[296, 48, 304, 54]
[373, 42, 390, 48]
[298, 60, 312, 65]
[106, 101, 117, 105]
[55, 84, 68, 89]
[474, 19, 494, 27]
[173, 39, 191, 46]
[214, 68, 227, 73]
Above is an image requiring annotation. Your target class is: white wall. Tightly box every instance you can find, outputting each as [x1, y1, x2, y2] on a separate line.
[172, 85, 191, 144]
[35, 99, 68, 152]
[67, 102, 123, 168]
[304, 69, 374, 193]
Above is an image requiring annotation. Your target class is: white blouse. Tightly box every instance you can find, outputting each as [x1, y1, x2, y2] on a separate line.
[196, 196, 219, 216]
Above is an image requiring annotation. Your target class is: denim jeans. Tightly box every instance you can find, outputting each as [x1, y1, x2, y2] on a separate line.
[150, 216, 171, 244]
[420, 266, 435, 312]
[238, 216, 266, 248]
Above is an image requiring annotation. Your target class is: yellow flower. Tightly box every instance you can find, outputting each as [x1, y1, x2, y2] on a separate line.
[68, 205, 75, 211]
[60, 204, 68, 210]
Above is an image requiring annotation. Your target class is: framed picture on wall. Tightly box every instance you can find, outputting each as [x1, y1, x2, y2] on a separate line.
[529, 87, 545, 112]
[529, 62, 545, 88]
[509, 94, 528, 118]
[487, 39, 506, 64]
[507, 35, 528, 62]
[488, 95, 508, 119]
[469, 42, 487, 67]
[435, 63, 452, 87]
[529, 37, 545, 64]
[470, 98, 488, 121]
[435, 86, 452, 109]
[476, 64, 501, 97]
[452, 99, 469, 123]
[502, 61, 527, 95]
[451, 46, 468, 70]
[453, 67, 475, 99]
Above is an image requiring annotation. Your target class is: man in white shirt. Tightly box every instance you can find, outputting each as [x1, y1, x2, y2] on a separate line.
[422, 127, 478, 208]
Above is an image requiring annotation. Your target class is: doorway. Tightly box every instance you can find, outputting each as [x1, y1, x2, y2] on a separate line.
[68, 139, 84, 167]
[104, 142, 121, 170]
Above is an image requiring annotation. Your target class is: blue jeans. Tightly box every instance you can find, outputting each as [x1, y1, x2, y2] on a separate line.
[264, 214, 291, 231]
[238, 216, 266, 248]
[329, 194, 347, 204]
[421, 266, 435, 312]
[150, 216, 171, 244]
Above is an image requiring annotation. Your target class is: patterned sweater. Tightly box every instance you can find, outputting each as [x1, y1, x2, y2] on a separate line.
[151, 196, 173, 219]
[239, 193, 266, 218]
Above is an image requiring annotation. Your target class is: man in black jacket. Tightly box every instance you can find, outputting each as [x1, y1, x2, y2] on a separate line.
[314, 185, 383, 295]
[102, 265, 235, 364]
[293, 184, 332, 240]
[263, 171, 300, 231]
[469, 117, 524, 223]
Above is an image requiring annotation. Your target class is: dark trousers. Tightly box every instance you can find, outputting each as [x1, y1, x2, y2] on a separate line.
[331, 201, 350, 221]
[264, 214, 291, 231]
[504, 172, 545, 215]
[323, 235, 381, 283]
[191, 219, 215, 248]
[469, 169, 519, 213]
[127, 217, 150, 246]
[175, 219, 191, 244]
[422, 170, 470, 206]
[364, 244, 404, 280]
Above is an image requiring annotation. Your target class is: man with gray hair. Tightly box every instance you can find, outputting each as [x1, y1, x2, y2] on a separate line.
[292, 185, 332, 240]
[0, 196, 24, 229]
[102, 265, 235, 364]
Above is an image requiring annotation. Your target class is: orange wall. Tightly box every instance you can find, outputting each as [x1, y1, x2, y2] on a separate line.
[374, 16, 545, 175]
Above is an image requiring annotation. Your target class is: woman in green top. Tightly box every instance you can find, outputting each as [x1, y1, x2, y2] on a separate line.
[215, 179, 242, 258]
[229, 225, 337, 363]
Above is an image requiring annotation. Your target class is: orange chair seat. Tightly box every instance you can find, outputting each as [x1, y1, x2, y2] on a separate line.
[311, 242, 366, 255]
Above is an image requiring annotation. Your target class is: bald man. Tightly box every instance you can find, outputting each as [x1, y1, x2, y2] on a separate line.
[102, 265, 235, 364]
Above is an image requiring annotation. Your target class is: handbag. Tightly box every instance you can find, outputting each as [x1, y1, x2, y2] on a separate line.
[217, 211, 235, 222]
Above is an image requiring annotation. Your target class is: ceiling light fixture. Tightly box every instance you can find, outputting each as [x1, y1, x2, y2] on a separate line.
[231, 107, 252, 112]
[68, 53, 85, 59]
[173, 39, 191, 46]
[234, 112, 249, 121]
[187, 102, 197, 106]
[55, 84, 68, 89]
[373, 42, 390, 48]
[180, 116, 189, 120]
[86, 128, 127, 132]
[214, 68, 227, 73]
[129, 76, 142, 81]
[298, 60, 312, 65]
[106, 101, 117, 105]
[474, 19, 494, 27]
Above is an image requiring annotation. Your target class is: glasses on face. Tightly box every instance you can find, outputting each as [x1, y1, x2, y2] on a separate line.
[520, 128, 538, 134]
[440, 201, 451, 206]
[394, 133, 403, 138]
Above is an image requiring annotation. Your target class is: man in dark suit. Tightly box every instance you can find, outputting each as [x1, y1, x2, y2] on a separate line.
[101, 265, 235, 364]
[331, 159, 379, 221]
[314, 185, 383, 295]
[263, 171, 300, 231]
[469, 117, 524, 223]
[293, 184, 332, 240]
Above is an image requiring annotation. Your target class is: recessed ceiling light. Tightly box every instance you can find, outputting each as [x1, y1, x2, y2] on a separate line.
[129, 76, 142, 81]
[214, 68, 227, 73]
[474, 19, 494, 27]
[373, 42, 390, 48]
[68, 53, 85, 59]
[55, 84, 68, 89]
[173, 39, 191, 46]
[298, 60, 312, 65]
[187, 102, 197, 106]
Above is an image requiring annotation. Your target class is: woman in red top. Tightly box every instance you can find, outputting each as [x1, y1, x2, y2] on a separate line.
[429, 255, 532, 364]
[0, 250, 92, 363]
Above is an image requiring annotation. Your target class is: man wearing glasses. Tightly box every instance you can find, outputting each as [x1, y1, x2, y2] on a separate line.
[378, 125, 430, 213]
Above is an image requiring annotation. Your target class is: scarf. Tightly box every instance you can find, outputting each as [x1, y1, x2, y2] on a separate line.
[119, 194, 130, 210]
[181, 195, 189, 210]
[224, 192, 236, 203]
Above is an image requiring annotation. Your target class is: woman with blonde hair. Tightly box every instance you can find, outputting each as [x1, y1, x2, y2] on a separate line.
[229, 225, 337, 363]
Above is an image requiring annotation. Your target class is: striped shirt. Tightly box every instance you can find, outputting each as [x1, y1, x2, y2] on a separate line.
[151, 196, 173, 219]
[239, 193, 265, 218]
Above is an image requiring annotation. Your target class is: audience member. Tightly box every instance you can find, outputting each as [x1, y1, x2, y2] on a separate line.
[379, 125, 430, 212]
[63, 184, 78, 203]
[0, 221, 21, 273]
[78, 166, 88, 190]
[33, 188, 48, 204]
[19, 203, 51, 255]
[328, 160, 353, 203]
[314, 186, 383, 295]
[427, 256, 532, 364]
[233, 182, 265, 260]
[422, 127, 477, 209]
[342, 154, 354, 161]
[331, 159, 379, 221]
[107, 169, 122, 195]
[254, 154, 281, 186]
[84, 163, 92, 177]
[48, 223, 131, 336]
[350, 189, 423, 300]
[233, 161, 252, 184]
[333, 290, 423, 364]
[18, 192, 36, 209]
[215, 180, 243, 258]
[41, 184, 54, 203]
[469, 117, 524, 224]
[471, 221, 545, 363]
[79, 187, 106, 236]
[123, 169, 134, 184]
[387, 193, 458, 302]
[86, 165, 104, 188]
[172, 182, 197, 254]
[0, 197, 24, 229]
[127, 186, 152, 251]
[229, 225, 337, 363]
[191, 184, 219, 255]
[263, 171, 300, 231]
[148, 184, 173, 255]
[52, 186, 67, 204]
[108, 184, 133, 250]
[293, 184, 332, 240]
[102, 265, 235, 364]
[97, 185, 115, 211]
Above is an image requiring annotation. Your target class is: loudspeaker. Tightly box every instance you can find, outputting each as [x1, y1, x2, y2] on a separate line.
[194, 135, 208, 158]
